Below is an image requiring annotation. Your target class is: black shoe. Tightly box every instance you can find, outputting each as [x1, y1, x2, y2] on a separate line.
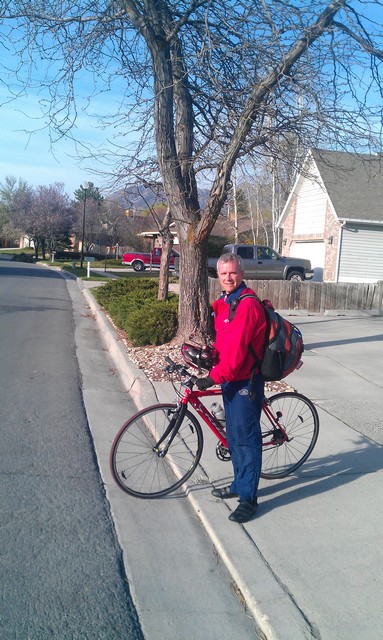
[211, 486, 239, 500]
[228, 500, 258, 523]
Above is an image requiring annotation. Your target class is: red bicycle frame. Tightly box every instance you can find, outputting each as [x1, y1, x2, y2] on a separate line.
[177, 385, 288, 450]
[180, 387, 228, 444]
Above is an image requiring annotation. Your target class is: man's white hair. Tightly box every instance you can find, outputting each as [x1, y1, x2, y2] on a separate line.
[217, 252, 244, 272]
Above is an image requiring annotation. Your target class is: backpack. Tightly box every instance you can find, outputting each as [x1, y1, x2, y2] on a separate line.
[229, 293, 304, 381]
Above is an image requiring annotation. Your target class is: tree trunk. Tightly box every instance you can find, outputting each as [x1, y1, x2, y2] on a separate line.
[158, 229, 173, 301]
[174, 225, 214, 344]
[140, 0, 344, 343]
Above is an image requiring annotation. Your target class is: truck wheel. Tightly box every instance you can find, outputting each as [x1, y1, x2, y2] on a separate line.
[132, 260, 145, 272]
[287, 270, 304, 281]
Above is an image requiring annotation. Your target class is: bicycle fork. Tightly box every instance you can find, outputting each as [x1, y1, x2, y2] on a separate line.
[153, 405, 186, 457]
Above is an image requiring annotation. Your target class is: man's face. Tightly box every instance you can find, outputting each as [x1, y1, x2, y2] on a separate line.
[217, 260, 244, 294]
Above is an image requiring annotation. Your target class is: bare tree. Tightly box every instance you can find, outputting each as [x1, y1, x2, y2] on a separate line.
[74, 183, 105, 254]
[240, 175, 272, 247]
[0, 176, 33, 245]
[156, 206, 174, 301]
[1, 179, 74, 258]
[31, 184, 75, 259]
[131, 183, 175, 300]
[98, 198, 127, 256]
[1, 2, 383, 339]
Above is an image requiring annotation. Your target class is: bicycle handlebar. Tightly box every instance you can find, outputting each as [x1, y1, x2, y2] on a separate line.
[164, 356, 198, 386]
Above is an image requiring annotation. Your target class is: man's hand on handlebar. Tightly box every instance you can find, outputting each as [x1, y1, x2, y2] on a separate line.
[195, 376, 215, 390]
[164, 356, 216, 390]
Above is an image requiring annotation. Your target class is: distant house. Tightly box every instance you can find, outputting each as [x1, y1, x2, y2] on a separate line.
[134, 212, 251, 251]
[277, 149, 383, 283]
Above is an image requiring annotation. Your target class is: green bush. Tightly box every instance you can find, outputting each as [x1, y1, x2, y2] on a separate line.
[125, 299, 178, 346]
[208, 236, 232, 257]
[94, 277, 158, 306]
[53, 250, 114, 261]
[93, 278, 178, 345]
[12, 253, 35, 263]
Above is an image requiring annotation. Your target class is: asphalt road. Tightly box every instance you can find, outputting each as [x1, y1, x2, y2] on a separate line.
[0, 261, 143, 639]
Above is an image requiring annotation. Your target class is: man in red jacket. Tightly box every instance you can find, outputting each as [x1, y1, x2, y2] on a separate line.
[196, 253, 267, 523]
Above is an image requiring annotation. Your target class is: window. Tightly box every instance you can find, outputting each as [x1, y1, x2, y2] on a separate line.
[237, 246, 254, 259]
[257, 247, 277, 260]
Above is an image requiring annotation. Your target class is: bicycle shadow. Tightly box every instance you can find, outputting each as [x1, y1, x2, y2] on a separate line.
[159, 435, 383, 506]
[257, 435, 383, 514]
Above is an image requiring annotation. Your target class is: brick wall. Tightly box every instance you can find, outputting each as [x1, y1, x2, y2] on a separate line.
[323, 202, 341, 282]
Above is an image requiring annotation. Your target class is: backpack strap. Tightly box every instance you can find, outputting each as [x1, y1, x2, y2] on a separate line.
[228, 293, 260, 322]
[229, 293, 264, 397]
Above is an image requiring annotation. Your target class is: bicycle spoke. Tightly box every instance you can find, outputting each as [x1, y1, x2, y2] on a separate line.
[110, 404, 203, 498]
[261, 392, 319, 479]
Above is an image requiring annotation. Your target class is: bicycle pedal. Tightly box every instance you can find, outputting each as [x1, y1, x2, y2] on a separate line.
[215, 443, 231, 461]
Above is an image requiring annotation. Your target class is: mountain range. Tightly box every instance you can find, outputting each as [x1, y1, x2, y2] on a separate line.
[115, 184, 210, 211]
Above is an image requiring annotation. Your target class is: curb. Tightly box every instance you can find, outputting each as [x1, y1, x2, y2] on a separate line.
[82, 287, 159, 410]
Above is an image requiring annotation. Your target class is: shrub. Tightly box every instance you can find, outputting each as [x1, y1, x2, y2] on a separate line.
[12, 253, 35, 263]
[125, 299, 179, 346]
[94, 277, 158, 306]
[53, 250, 112, 261]
[93, 278, 179, 345]
[208, 236, 232, 257]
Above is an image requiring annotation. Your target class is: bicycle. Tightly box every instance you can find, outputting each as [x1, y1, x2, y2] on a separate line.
[110, 356, 319, 499]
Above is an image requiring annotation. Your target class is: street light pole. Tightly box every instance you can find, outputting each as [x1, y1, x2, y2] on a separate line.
[80, 181, 89, 268]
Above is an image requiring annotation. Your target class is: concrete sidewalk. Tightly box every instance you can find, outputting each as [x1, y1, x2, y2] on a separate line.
[82, 281, 383, 640]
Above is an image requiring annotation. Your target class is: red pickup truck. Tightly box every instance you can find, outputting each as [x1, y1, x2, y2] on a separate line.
[122, 247, 180, 272]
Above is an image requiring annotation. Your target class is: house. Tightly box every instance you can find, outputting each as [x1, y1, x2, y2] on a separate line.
[137, 222, 180, 250]
[277, 149, 383, 283]
[135, 212, 253, 251]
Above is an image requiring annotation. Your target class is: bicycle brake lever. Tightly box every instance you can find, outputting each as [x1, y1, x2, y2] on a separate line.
[164, 363, 177, 374]
[164, 356, 177, 374]
[183, 374, 198, 388]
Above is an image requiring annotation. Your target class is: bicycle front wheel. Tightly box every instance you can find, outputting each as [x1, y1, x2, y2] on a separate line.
[110, 403, 204, 498]
[260, 392, 319, 479]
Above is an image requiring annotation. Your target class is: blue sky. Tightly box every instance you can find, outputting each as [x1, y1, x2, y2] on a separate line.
[1, 1, 382, 200]
[0, 85, 114, 198]
[0, 28, 126, 199]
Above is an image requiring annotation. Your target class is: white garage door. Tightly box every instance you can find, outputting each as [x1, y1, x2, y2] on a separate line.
[338, 225, 383, 283]
[290, 241, 325, 281]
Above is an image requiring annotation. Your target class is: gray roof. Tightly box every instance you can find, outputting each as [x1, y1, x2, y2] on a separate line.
[311, 149, 383, 222]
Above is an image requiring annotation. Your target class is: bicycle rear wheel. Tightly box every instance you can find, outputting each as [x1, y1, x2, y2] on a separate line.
[260, 392, 319, 479]
[110, 403, 204, 498]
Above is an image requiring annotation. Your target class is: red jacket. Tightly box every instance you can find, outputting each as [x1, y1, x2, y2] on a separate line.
[209, 286, 267, 384]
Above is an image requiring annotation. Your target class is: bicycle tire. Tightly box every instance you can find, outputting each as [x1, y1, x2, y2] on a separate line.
[260, 392, 319, 479]
[110, 403, 204, 498]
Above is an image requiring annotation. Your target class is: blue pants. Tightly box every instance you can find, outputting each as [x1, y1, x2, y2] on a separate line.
[221, 375, 264, 502]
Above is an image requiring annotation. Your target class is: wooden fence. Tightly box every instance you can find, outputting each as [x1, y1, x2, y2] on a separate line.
[208, 279, 383, 314]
